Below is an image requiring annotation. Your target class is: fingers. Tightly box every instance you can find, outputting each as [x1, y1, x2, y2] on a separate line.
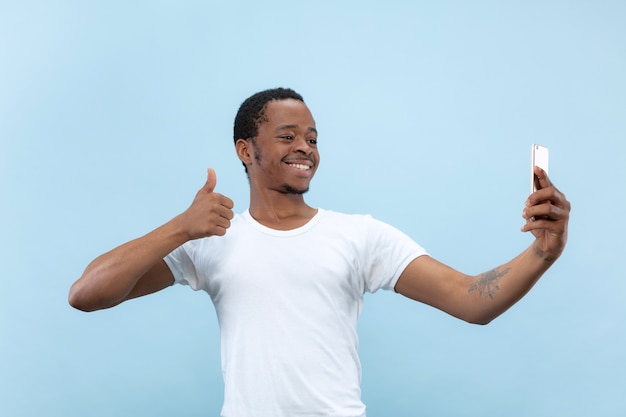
[527, 168, 568, 207]
[206, 195, 235, 235]
[523, 190, 569, 220]
[521, 177, 571, 233]
[205, 184, 234, 232]
[201, 168, 217, 194]
[533, 166, 552, 191]
[221, 192, 235, 211]
[522, 203, 566, 228]
[214, 201, 235, 222]
[210, 214, 232, 236]
[183, 168, 236, 239]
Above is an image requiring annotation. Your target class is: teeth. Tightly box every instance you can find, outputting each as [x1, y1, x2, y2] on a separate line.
[288, 163, 310, 170]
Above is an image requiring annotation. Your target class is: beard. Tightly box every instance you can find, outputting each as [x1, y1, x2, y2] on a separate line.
[253, 143, 312, 195]
[280, 183, 309, 195]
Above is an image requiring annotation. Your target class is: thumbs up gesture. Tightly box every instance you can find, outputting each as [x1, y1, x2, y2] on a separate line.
[179, 168, 235, 240]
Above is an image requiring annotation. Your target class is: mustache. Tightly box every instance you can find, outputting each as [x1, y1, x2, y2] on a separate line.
[282, 155, 315, 164]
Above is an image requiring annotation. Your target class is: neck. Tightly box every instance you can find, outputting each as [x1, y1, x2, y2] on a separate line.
[248, 187, 317, 230]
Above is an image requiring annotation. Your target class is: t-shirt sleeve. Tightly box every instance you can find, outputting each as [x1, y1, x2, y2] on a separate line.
[362, 216, 428, 293]
[163, 242, 203, 291]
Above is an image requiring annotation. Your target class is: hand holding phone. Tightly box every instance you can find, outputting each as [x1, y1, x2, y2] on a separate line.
[531, 144, 549, 193]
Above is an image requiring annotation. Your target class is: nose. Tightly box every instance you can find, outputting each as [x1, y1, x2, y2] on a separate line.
[293, 136, 313, 154]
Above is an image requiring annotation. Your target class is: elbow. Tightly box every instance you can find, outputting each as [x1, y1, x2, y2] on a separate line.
[467, 317, 493, 326]
[68, 288, 91, 312]
[462, 312, 497, 326]
[457, 303, 509, 325]
[68, 281, 100, 312]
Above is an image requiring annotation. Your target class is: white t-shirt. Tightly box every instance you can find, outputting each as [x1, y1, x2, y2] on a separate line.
[164, 209, 427, 417]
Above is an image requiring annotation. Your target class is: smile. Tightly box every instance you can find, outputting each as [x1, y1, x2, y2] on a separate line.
[286, 163, 311, 171]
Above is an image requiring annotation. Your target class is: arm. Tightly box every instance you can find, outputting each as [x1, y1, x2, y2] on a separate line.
[395, 167, 570, 324]
[68, 168, 234, 312]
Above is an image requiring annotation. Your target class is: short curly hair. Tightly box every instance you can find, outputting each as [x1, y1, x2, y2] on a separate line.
[233, 87, 305, 144]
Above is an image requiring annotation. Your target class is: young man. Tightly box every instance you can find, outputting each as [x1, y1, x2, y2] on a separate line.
[69, 88, 570, 417]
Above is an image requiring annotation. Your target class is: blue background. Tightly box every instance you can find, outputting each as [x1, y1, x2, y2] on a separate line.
[1, 1, 625, 416]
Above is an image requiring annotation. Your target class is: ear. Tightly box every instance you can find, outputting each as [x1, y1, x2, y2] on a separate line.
[235, 138, 253, 166]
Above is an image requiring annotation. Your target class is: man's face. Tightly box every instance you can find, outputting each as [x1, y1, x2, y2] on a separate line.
[246, 99, 319, 194]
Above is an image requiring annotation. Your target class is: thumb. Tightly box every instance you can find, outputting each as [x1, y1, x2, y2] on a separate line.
[202, 168, 217, 193]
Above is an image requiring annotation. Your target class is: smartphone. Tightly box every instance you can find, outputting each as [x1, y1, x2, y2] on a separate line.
[531, 144, 549, 193]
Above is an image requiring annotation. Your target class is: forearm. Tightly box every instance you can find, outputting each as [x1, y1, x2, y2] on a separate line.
[396, 242, 560, 325]
[464, 242, 556, 324]
[69, 216, 189, 311]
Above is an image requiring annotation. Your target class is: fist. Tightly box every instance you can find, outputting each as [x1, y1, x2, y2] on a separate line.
[182, 168, 234, 240]
[521, 167, 570, 261]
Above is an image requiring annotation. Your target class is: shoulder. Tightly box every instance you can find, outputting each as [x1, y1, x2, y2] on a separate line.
[321, 209, 424, 249]
[319, 209, 397, 231]
[316, 209, 408, 243]
[316, 209, 373, 231]
[318, 209, 373, 224]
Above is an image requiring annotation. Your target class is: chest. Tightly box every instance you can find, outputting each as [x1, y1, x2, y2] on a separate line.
[196, 229, 367, 313]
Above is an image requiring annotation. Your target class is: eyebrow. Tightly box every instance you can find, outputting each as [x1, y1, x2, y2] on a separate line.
[276, 124, 318, 134]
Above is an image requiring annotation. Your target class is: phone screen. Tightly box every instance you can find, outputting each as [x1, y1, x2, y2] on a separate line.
[531, 144, 549, 193]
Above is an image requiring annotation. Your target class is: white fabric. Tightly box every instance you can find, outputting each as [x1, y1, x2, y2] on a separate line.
[164, 209, 427, 417]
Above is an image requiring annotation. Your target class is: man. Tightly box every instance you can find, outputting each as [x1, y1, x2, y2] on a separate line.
[69, 88, 570, 417]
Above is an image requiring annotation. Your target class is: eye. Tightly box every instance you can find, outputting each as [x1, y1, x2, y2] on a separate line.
[307, 138, 318, 145]
[280, 135, 294, 141]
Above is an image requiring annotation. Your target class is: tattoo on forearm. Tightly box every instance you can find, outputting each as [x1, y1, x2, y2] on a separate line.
[468, 267, 511, 299]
